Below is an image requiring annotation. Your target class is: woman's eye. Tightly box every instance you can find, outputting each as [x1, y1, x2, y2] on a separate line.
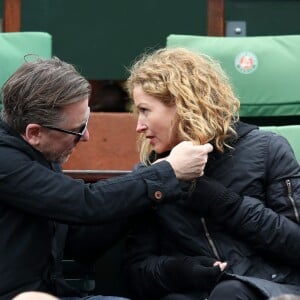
[139, 107, 147, 113]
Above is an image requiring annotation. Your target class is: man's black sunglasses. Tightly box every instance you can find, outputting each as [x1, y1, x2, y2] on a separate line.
[41, 115, 89, 141]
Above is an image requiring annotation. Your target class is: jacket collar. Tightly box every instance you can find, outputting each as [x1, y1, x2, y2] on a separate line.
[235, 121, 258, 140]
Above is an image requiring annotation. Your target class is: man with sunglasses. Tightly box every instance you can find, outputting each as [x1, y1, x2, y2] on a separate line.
[0, 57, 212, 300]
[41, 107, 90, 143]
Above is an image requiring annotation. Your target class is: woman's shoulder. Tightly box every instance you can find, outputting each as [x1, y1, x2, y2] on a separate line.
[240, 122, 292, 146]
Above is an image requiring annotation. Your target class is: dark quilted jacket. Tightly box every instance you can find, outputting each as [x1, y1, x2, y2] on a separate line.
[124, 122, 300, 299]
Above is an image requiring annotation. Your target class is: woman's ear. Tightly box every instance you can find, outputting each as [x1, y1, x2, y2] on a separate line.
[23, 124, 43, 146]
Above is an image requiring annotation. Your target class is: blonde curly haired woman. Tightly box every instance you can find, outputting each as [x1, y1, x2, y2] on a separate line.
[123, 48, 300, 300]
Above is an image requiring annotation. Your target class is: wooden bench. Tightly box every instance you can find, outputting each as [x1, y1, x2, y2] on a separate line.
[63, 112, 139, 174]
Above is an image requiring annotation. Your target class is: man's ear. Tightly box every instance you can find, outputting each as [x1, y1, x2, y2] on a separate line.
[23, 124, 43, 146]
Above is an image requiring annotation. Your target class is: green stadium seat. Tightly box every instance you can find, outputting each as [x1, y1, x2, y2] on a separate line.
[0, 31, 52, 110]
[166, 34, 300, 118]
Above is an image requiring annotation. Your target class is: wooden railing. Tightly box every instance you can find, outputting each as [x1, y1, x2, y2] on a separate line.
[3, 0, 21, 32]
[207, 0, 225, 36]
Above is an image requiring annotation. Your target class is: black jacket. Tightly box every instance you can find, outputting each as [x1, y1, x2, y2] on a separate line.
[0, 120, 182, 299]
[124, 122, 300, 299]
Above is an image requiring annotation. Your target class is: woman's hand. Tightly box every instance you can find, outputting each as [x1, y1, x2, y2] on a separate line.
[214, 261, 228, 271]
[162, 255, 227, 291]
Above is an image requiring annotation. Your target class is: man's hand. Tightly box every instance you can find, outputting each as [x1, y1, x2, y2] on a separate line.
[165, 141, 213, 180]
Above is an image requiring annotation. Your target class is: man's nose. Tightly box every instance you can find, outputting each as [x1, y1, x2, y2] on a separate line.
[80, 128, 90, 142]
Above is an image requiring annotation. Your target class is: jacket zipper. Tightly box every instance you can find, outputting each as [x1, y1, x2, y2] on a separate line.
[201, 217, 221, 260]
[286, 179, 299, 222]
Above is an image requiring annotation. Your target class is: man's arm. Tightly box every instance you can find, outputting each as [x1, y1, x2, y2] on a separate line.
[0, 141, 212, 224]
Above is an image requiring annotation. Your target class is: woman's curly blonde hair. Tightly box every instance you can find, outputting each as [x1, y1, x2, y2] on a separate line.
[126, 47, 240, 164]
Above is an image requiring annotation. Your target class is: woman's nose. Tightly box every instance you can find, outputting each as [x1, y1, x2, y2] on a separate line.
[136, 122, 147, 133]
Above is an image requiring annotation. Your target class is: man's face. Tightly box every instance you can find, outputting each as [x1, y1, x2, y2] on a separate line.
[27, 98, 90, 164]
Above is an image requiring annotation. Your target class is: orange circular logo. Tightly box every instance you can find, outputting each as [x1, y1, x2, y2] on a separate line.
[235, 51, 258, 74]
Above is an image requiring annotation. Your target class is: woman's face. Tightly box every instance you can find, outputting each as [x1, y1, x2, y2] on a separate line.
[133, 85, 179, 154]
